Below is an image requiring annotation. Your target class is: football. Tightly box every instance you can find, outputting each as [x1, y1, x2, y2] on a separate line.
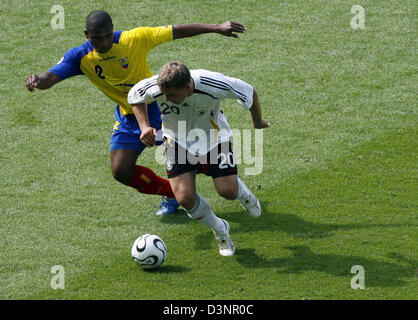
[131, 234, 167, 269]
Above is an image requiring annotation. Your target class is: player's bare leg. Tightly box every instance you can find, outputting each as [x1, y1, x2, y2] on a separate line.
[167, 170, 197, 210]
[213, 175, 261, 218]
[212, 174, 239, 200]
[110, 149, 179, 215]
[169, 171, 234, 256]
[111, 149, 139, 184]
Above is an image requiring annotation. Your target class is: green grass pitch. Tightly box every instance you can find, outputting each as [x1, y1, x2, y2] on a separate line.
[0, 0, 416, 299]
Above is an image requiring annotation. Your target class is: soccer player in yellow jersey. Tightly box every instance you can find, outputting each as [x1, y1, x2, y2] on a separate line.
[25, 10, 246, 215]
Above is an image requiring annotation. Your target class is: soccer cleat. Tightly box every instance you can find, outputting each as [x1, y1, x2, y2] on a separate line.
[214, 219, 235, 256]
[240, 188, 261, 218]
[155, 197, 180, 216]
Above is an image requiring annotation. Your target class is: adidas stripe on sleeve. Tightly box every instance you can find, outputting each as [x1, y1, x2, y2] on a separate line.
[127, 75, 161, 105]
[196, 70, 254, 109]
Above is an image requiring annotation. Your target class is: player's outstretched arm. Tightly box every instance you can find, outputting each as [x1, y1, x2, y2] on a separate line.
[132, 103, 157, 147]
[25, 71, 62, 92]
[173, 21, 246, 39]
[249, 89, 270, 129]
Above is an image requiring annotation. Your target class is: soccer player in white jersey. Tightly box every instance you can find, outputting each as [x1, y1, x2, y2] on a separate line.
[128, 62, 270, 256]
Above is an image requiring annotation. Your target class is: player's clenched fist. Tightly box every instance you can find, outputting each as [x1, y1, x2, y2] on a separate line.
[25, 74, 40, 92]
[140, 127, 157, 147]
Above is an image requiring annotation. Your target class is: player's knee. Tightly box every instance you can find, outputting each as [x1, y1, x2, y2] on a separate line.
[111, 161, 134, 185]
[110, 150, 139, 185]
[112, 167, 130, 184]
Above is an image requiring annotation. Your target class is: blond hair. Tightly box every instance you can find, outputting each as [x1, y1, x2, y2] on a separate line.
[157, 61, 191, 90]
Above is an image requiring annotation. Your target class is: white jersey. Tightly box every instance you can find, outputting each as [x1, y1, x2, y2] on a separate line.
[127, 69, 254, 155]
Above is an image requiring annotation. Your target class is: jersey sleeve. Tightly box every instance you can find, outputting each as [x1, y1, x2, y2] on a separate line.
[198, 71, 254, 109]
[48, 47, 84, 80]
[128, 76, 160, 105]
[125, 25, 174, 52]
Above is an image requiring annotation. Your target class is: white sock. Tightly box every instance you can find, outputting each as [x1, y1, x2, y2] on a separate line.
[236, 176, 249, 202]
[185, 194, 226, 234]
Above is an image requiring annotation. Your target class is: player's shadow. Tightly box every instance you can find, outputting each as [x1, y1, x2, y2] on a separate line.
[234, 246, 416, 288]
[158, 200, 404, 238]
[223, 200, 406, 239]
[160, 199, 412, 286]
[189, 201, 414, 287]
[191, 200, 406, 251]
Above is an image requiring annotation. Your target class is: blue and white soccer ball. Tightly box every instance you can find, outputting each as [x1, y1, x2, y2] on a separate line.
[131, 234, 167, 269]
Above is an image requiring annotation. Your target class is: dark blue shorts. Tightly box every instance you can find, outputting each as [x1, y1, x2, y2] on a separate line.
[110, 101, 163, 154]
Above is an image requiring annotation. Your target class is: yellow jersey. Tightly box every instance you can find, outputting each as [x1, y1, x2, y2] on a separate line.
[49, 25, 174, 115]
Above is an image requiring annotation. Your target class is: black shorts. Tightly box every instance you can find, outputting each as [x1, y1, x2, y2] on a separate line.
[164, 140, 238, 179]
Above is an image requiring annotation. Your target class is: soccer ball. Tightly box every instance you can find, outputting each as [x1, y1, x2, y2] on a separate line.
[131, 234, 167, 269]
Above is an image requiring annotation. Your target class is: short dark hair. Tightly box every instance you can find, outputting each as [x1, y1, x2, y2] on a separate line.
[86, 10, 113, 32]
[157, 62, 191, 90]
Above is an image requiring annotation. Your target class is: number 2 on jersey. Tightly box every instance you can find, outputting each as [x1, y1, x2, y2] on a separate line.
[95, 65, 106, 79]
